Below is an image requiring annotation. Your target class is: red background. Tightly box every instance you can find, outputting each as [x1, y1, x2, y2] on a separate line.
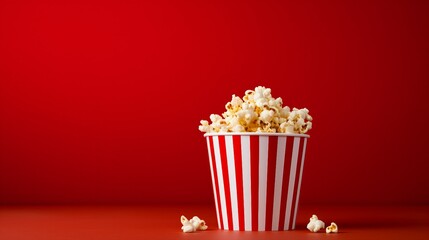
[1, 0, 428, 205]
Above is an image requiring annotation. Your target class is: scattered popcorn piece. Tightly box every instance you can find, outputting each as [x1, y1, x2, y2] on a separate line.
[181, 216, 196, 233]
[326, 222, 338, 233]
[307, 214, 325, 232]
[199, 86, 312, 134]
[180, 215, 208, 233]
[190, 216, 208, 231]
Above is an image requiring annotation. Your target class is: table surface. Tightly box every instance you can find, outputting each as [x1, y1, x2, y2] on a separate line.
[0, 204, 428, 240]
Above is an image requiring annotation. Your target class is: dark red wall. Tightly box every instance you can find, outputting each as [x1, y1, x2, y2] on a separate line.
[1, 0, 428, 205]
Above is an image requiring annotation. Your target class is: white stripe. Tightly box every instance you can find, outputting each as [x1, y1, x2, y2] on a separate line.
[213, 136, 229, 230]
[206, 137, 221, 229]
[292, 138, 307, 229]
[241, 136, 252, 231]
[225, 136, 239, 230]
[271, 137, 286, 231]
[284, 137, 300, 230]
[258, 136, 269, 231]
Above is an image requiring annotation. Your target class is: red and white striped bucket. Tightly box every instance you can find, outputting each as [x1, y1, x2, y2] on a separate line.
[205, 133, 309, 231]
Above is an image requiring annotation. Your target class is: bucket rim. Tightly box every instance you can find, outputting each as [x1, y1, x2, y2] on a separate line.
[203, 132, 310, 138]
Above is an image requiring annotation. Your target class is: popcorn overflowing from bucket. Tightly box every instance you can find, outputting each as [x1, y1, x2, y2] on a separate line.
[199, 86, 312, 134]
[199, 86, 314, 231]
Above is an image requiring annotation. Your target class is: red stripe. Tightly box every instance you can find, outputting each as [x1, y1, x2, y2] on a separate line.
[250, 136, 259, 231]
[218, 136, 233, 230]
[233, 135, 244, 231]
[289, 137, 305, 229]
[278, 136, 294, 230]
[208, 136, 223, 230]
[265, 136, 278, 230]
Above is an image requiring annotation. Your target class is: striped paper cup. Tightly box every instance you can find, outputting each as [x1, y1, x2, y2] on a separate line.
[204, 132, 309, 231]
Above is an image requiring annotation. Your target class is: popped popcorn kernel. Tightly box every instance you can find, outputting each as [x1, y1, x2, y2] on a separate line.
[199, 86, 312, 134]
[326, 222, 338, 233]
[180, 215, 208, 233]
[307, 214, 325, 232]
[190, 216, 208, 231]
[198, 120, 211, 133]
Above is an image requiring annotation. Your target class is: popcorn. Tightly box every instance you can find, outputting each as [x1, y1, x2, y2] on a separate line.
[199, 86, 312, 134]
[285, 108, 313, 134]
[191, 216, 208, 231]
[326, 222, 338, 233]
[180, 215, 208, 233]
[307, 214, 325, 232]
[181, 215, 197, 233]
[260, 109, 275, 123]
[198, 120, 211, 133]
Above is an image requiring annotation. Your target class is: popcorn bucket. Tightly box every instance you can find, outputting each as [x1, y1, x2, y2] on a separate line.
[204, 133, 309, 231]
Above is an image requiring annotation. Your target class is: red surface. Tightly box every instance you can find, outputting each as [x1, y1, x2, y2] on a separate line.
[1, 0, 429, 205]
[0, 204, 428, 240]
